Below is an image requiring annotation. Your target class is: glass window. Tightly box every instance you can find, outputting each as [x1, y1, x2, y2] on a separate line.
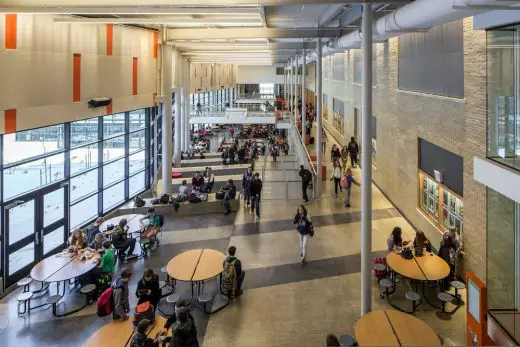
[103, 181, 125, 212]
[442, 189, 464, 236]
[103, 113, 126, 138]
[43, 188, 64, 227]
[3, 124, 65, 165]
[44, 226, 65, 255]
[332, 98, 344, 135]
[102, 135, 125, 162]
[70, 117, 99, 147]
[353, 48, 377, 85]
[103, 158, 125, 187]
[70, 169, 98, 202]
[70, 194, 98, 229]
[129, 109, 146, 132]
[129, 171, 145, 197]
[70, 144, 98, 175]
[9, 243, 34, 275]
[8, 200, 35, 245]
[4, 153, 65, 200]
[420, 174, 439, 219]
[129, 150, 145, 175]
[129, 129, 146, 153]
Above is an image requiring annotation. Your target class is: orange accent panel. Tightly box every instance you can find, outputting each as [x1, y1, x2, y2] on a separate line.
[153, 31, 158, 59]
[106, 24, 113, 56]
[132, 57, 138, 96]
[4, 109, 16, 133]
[106, 101, 113, 115]
[73, 54, 81, 102]
[5, 14, 17, 49]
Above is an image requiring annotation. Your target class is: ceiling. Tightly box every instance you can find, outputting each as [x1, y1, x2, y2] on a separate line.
[2, 1, 413, 65]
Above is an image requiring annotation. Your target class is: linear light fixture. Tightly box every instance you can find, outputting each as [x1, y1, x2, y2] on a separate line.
[53, 17, 262, 26]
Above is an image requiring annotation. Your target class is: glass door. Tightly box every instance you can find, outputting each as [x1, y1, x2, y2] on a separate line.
[3, 183, 68, 287]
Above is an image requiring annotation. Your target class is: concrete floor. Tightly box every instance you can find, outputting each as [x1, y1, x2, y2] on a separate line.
[0, 129, 467, 346]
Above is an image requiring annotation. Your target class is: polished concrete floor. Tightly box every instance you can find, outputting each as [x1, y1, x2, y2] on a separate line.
[0, 134, 467, 346]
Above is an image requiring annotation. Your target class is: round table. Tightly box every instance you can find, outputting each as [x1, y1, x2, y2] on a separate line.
[84, 316, 167, 347]
[100, 214, 145, 236]
[166, 248, 226, 282]
[355, 309, 440, 346]
[386, 251, 450, 281]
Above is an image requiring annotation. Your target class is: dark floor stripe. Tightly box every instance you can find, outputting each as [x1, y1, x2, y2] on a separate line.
[243, 250, 387, 291]
[233, 208, 399, 236]
[162, 212, 236, 232]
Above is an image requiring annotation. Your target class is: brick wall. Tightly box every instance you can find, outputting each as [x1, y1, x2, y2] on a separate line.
[322, 17, 488, 280]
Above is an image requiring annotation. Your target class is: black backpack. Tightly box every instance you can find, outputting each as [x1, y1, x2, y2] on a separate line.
[134, 195, 145, 208]
[302, 169, 312, 182]
[158, 215, 165, 227]
[189, 194, 201, 203]
[159, 194, 169, 204]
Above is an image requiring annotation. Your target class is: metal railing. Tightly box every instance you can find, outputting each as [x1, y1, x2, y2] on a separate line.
[288, 115, 317, 199]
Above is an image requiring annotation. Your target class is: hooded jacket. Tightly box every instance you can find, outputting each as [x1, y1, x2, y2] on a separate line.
[112, 278, 129, 319]
[130, 332, 157, 347]
[242, 171, 253, 192]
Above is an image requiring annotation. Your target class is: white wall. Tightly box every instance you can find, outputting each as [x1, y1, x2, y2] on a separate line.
[236, 65, 283, 84]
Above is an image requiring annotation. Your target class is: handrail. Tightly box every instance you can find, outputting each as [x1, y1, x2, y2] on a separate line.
[290, 113, 317, 177]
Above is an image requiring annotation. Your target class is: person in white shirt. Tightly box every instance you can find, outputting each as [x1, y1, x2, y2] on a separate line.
[205, 167, 215, 193]
[179, 180, 189, 197]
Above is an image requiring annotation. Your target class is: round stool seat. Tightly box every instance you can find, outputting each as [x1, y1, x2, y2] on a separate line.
[161, 266, 167, 273]
[17, 292, 33, 302]
[17, 278, 33, 287]
[339, 334, 356, 346]
[172, 172, 183, 179]
[450, 280, 465, 290]
[380, 279, 393, 288]
[437, 292, 453, 303]
[198, 292, 214, 303]
[373, 263, 386, 272]
[166, 293, 181, 304]
[159, 280, 167, 289]
[406, 291, 420, 301]
[80, 284, 96, 294]
[46, 295, 62, 304]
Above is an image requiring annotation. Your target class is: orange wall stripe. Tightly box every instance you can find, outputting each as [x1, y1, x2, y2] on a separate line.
[106, 24, 113, 56]
[5, 14, 17, 49]
[153, 32, 158, 59]
[73, 54, 81, 102]
[132, 57, 138, 96]
[106, 101, 113, 115]
[4, 109, 17, 133]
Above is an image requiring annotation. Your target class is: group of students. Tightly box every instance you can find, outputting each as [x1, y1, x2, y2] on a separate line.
[241, 167, 263, 219]
[328, 139, 361, 207]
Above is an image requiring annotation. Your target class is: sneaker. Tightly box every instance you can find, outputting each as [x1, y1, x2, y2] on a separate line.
[256, 216, 260, 220]
[236, 289, 244, 297]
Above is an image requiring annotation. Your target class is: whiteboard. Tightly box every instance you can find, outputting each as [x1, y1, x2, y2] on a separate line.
[468, 279, 480, 324]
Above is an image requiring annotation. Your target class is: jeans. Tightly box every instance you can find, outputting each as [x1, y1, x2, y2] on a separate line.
[223, 195, 232, 213]
[116, 238, 136, 257]
[243, 189, 251, 205]
[333, 177, 341, 195]
[344, 187, 352, 205]
[350, 153, 358, 167]
[341, 159, 348, 172]
[237, 271, 246, 292]
[302, 180, 309, 202]
[298, 233, 309, 260]
[251, 195, 260, 217]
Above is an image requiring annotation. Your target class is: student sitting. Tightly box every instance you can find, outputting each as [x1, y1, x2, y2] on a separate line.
[192, 172, 204, 192]
[86, 217, 104, 245]
[222, 246, 245, 297]
[140, 208, 161, 241]
[131, 319, 159, 347]
[413, 230, 431, 252]
[136, 268, 161, 310]
[112, 267, 133, 321]
[112, 219, 138, 261]
[222, 179, 237, 215]
[386, 227, 409, 252]
[178, 180, 190, 198]
[87, 232, 106, 253]
[68, 228, 87, 251]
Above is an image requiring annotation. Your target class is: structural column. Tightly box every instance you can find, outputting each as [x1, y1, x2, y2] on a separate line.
[185, 59, 190, 150]
[301, 50, 306, 139]
[161, 33, 173, 195]
[284, 62, 287, 107]
[361, 3, 373, 315]
[316, 38, 323, 193]
[180, 57, 186, 152]
[292, 58, 297, 116]
[173, 50, 182, 168]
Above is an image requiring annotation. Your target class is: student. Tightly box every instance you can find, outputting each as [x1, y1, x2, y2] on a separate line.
[330, 144, 340, 164]
[223, 246, 245, 297]
[136, 268, 161, 310]
[271, 145, 279, 162]
[348, 136, 359, 168]
[192, 171, 204, 191]
[159, 300, 196, 342]
[237, 146, 246, 163]
[330, 161, 343, 197]
[196, 101, 202, 115]
[112, 219, 138, 261]
[299, 164, 312, 204]
[112, 267, 133, 320]
[242, 167, 253, 208]
[250, 172, 263, 219]
[222, 179, 237, 215]
[340, 145, 349, 173]
[387, 227, 409, 252]
[294, 205, 312, 264]
[86, 217, 104, 245]
[179, 180, 189, 197]
[131, 319, 159, 347]
[87, 232, 106, 252]
[99, 240, 115, 274]
[343, 168, 360, 208]
[413, 230, 431, 252]
[204, 167, 215, 193]
[140, 208, 161, 240]
[68, 228, 86, 251]
[171, 305, 199, 347]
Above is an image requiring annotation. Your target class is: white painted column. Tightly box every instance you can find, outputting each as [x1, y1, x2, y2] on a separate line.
[302, 50, 306, 138]
[185, 59, 191, 150]
[173, 51, 182, 168]
[284, 62, 287, 107]
[361, 2, 373, 315]
[316, 38, 323, 194]
[161, 35, 173, 195]
[292, 58, 297, 116]
[180, 57, 186, 152]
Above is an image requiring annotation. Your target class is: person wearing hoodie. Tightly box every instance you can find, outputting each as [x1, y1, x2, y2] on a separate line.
[136, 268, 161, 310]
[348, 136, 359, 168]
[438, 231, 457, 290]
[112, 267, 133, 320]
[131, 319, 159, 347]
[171, 305, 199, 347]
[158, 300, 196, 346]
[250, 172, 263, 219]
[242, 167, 253, 208]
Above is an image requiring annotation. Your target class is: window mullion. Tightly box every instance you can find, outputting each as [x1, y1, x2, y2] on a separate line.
[97, 116, 103, 217]
[124, 111, 130, 201]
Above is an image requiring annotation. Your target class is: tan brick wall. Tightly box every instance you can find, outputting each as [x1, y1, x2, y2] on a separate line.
[322, 17, 488, 281]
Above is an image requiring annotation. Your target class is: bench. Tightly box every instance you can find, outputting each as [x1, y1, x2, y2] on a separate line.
[172, 174, 243, 191]
[179, 158, 225, 168]
[172, 164, 250, 177]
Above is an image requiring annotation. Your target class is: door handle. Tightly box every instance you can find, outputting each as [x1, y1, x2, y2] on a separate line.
[35, 232, 39, 245]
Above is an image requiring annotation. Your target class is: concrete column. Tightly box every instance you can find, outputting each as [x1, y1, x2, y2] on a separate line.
[161, 37, 173, 195]
[185, 59, 190, 150]
[292, 58, 296, 116]
[180, 57, 185, 152]
[173, 51, 182, 168]
[302, 50, 306, 139]
[284, 62, 287, 107]
[316, 39, 323, 194]
[295, 55, 299, 117]
[288, 61, 292, 112]
[361, 2, 373, 315]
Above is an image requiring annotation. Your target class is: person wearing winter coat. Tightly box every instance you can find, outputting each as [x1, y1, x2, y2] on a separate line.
[348, 137, 359, 168]
[112, 267, 133, 320]
[250, 173, 263, 219]
[136, 268, 161, 311]
[330, 160, 343, 197]
[242, 168, 253, 208]
[293, 205, 313, 265]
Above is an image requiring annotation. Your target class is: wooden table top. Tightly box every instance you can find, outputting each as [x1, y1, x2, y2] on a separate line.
[386, 251, 450, 281]
[355, 310, 440, 347]
[30, 252, 77, 282]
[100, 214, 144, 235]
[386, 252, 427, 281]
[167, 249, 204, 282]
[192, 248, 226, 282]
[84, 316, 167, 347]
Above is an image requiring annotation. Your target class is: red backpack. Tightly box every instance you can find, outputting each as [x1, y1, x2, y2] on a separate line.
[373, 257, 387, 279]
[97, 287, 114, 317]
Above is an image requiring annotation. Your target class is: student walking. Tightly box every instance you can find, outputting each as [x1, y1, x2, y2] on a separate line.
[271, 145, 279, 162]
[242, 167, 253, 208]
[348, 136, 359, 168]
[342, 168, 360, 207]
[293, 205, 313, 265]
[250, 173, 263, 219]
[330, 161, 342, 197]
[340, 145, 349, 173]
[331, 144, 340, 164]
[299, 165, 312, 203]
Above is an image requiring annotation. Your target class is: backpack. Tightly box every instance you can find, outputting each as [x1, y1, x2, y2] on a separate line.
[133, 301, 155, 326]
[151, 198, 161, 205]
[134, 195, 146, 208]
[158, 215, 165, 227]
[308, 222, 315, 237]
[96, 287, 114, 317]
[373, 257, 387, 279]
[221, 259, 238, 298]
[302, 169, 312, 182]
[189, 194, 201, 203]
[159, 194, 169, 204]
[216, 189, 225, 200]
[340, 175, 347, 189]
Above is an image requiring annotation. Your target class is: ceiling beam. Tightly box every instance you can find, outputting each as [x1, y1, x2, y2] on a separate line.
[317, 4, 345, 28]
[0, 6, 260, 15]
[168, 27, 345, 40]
[53, 17, 263, 26]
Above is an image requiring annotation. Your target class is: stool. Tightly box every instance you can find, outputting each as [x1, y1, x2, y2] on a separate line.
[198, 291, 215, 314]
[373, 263, 386, 283]
[379, 278, 393, 299]
[450, 280, 465, 304]
[47, 295, 63, 316]
[166, 293, 181, 306]
[437, 292, 453, 313]
[17, 277, 33, 293]
[17, 292, 33, 314]
[338, 335, 356, 346]
[405, 291, 421, 313]
[161, 265, 176, 290]
[172, 172, 183, 179]
[80, 284, 97, 305]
